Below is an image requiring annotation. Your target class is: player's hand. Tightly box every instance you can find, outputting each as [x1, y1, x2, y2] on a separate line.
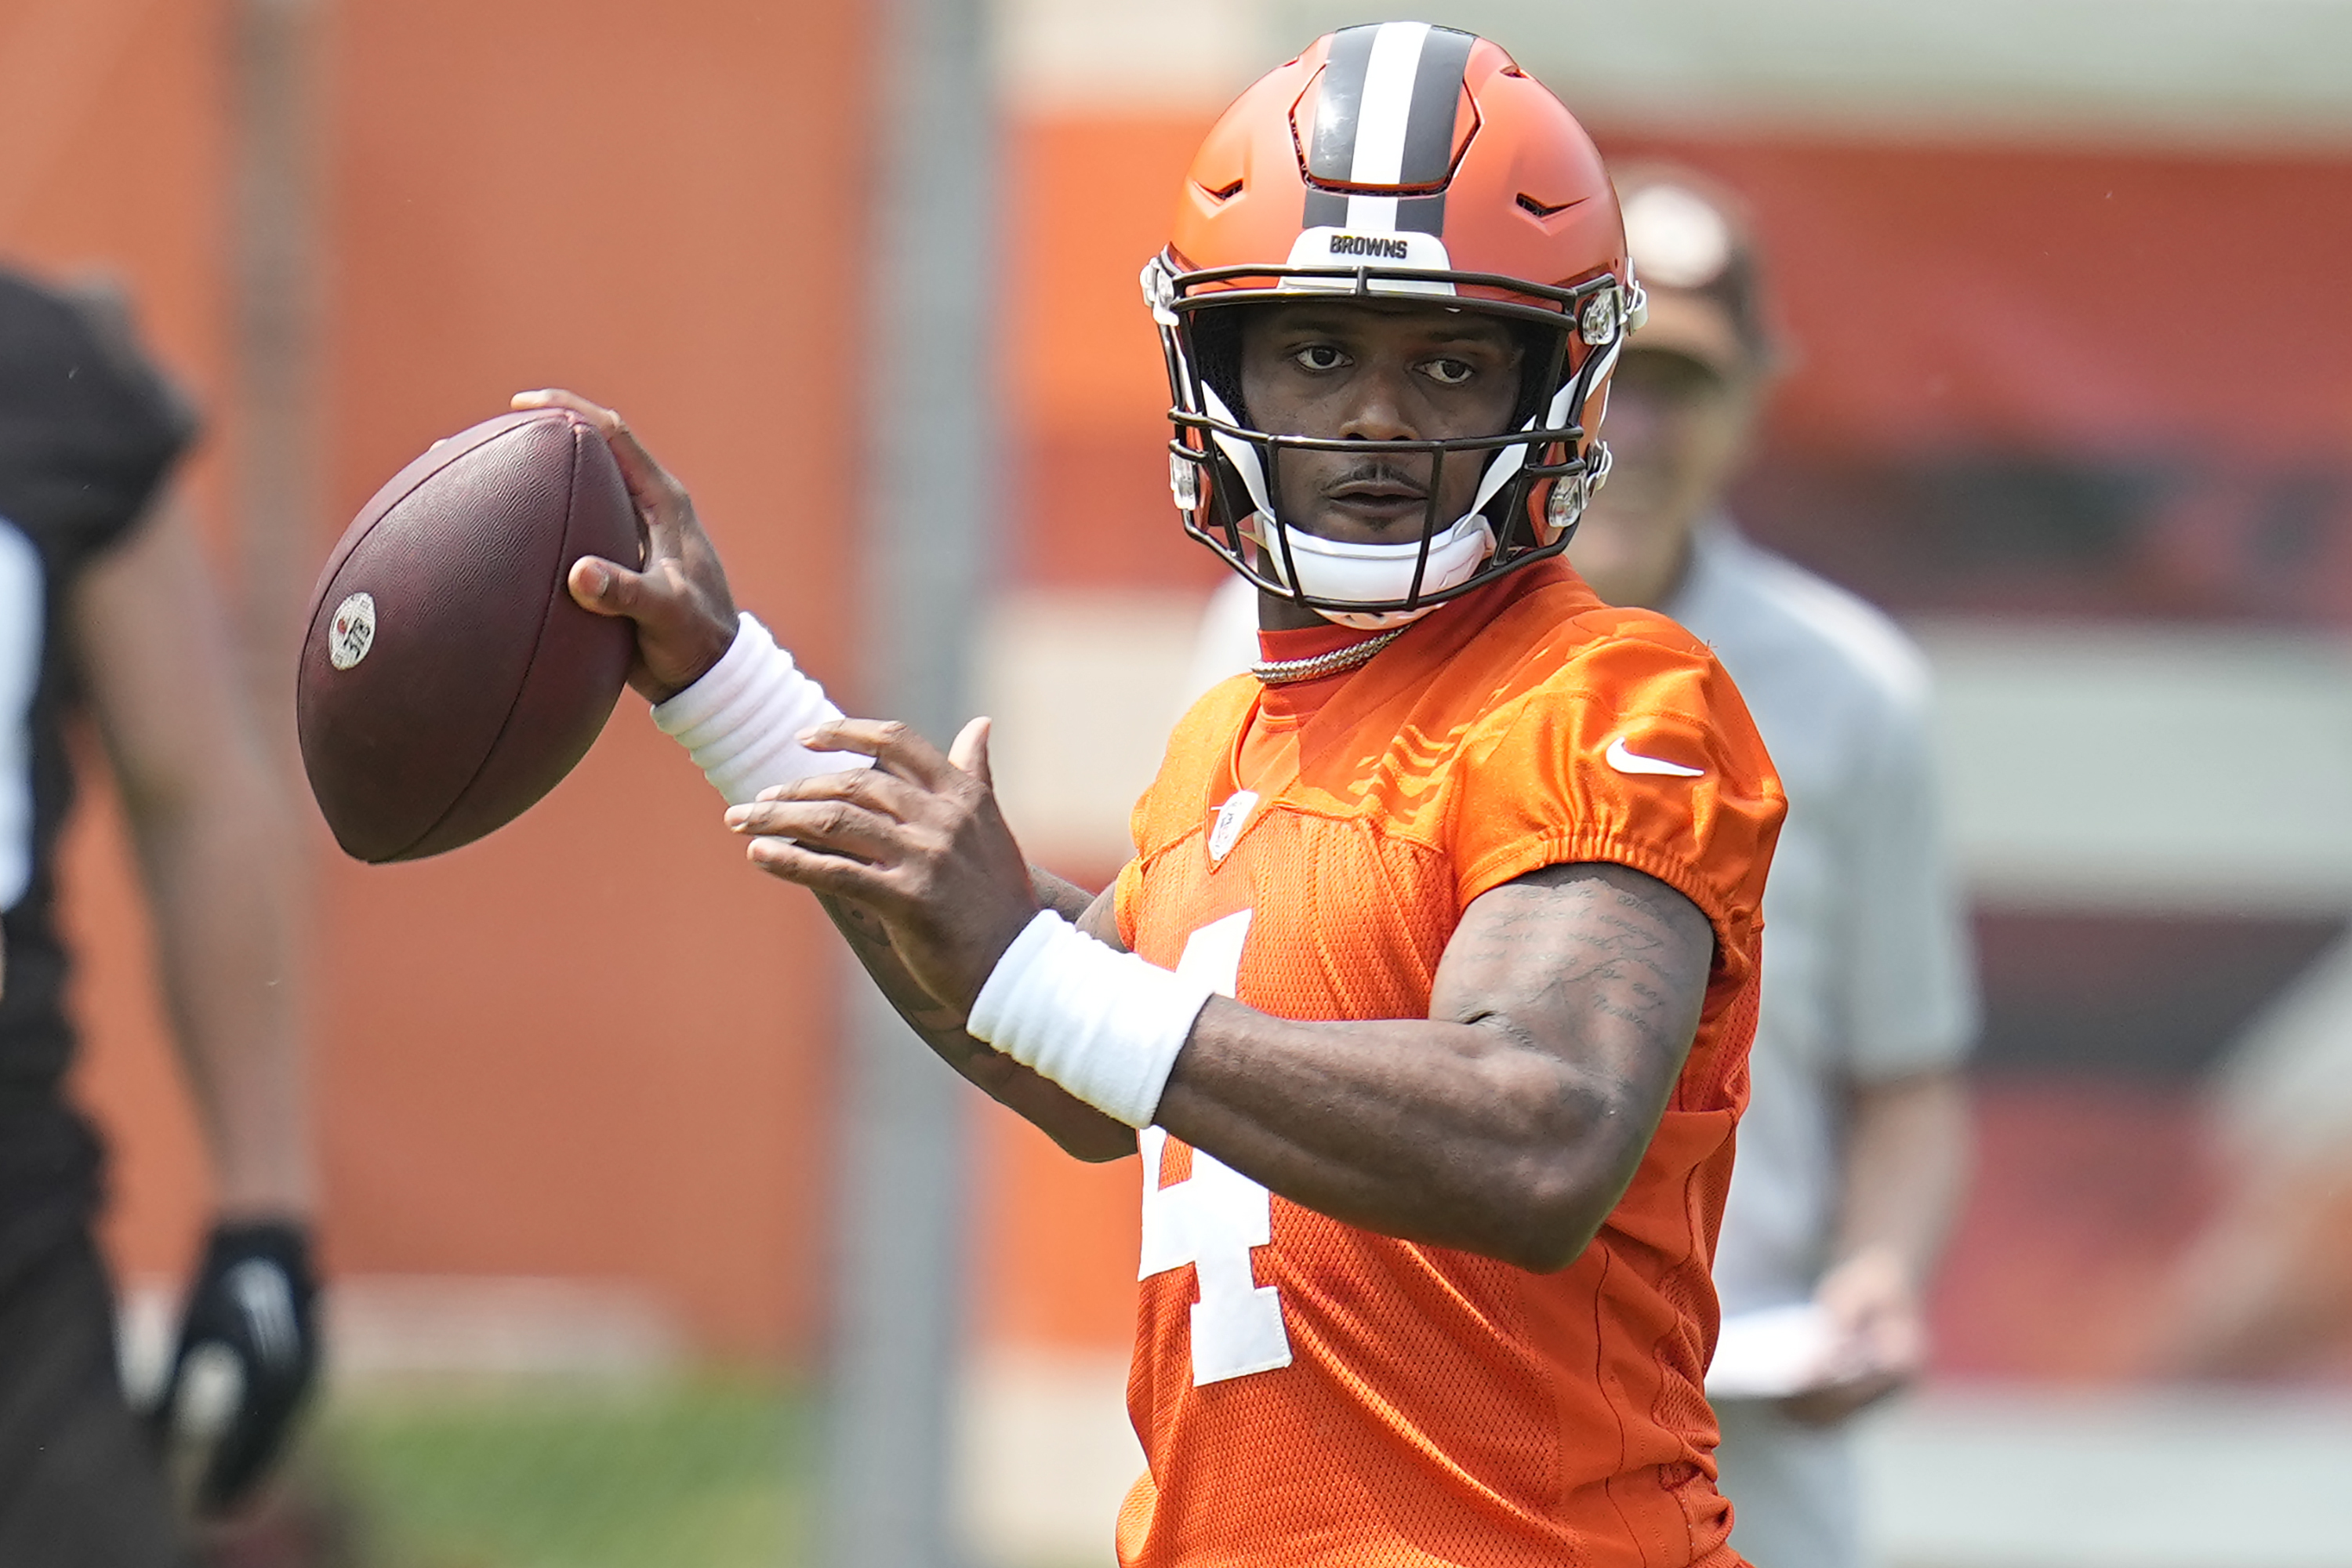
[149, 1219, 321, 1516]
[1779, 1247, 1923, 1425]
[727, 717, 1038, 1017]
[512, 388, 739, 702]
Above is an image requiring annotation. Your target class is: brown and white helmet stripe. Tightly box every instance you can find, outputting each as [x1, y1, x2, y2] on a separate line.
[1299, 22, 1480, 239]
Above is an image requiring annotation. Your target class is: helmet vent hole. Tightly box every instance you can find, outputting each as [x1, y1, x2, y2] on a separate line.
[1516, 192, 1573, 218]
[1201, 177, 1244, 202]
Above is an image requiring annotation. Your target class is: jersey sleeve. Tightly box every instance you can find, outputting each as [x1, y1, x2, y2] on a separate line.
[1831, 677, 1980, 1079]
[0, 272, 198, 575]
[1113, 855, 1146, 953]
[1449, 620, 1786, 985]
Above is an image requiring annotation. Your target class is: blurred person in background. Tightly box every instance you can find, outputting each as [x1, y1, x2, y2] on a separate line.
[1572, 168, 1975, 1568]
[1, 267, 317, 1563]
[2156, 939, 2352, 1381]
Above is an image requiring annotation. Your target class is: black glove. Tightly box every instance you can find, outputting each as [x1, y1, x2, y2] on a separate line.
[150, 1219, 321, 1515]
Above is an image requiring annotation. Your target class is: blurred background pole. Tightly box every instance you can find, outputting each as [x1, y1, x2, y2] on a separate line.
[823, 0, 999, 1561]
[230, 0, 328, 720]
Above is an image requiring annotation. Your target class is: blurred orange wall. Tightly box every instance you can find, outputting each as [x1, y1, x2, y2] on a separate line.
[18, 0, 873, 1361]
[313, 0, 870, 1363]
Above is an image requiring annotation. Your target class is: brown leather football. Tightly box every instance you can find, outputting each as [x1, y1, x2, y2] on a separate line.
[296, 408, 638, 862]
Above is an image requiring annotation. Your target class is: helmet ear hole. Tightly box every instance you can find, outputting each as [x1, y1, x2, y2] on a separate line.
[1205, 440, 1261, 540]
[1463, 318, 1577, 541]
[1508, 320, 1566, 430]
[1189, 308, 1251, 429]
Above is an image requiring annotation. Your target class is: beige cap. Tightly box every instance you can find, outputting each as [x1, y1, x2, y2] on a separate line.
[1613, 165, 1776, 380]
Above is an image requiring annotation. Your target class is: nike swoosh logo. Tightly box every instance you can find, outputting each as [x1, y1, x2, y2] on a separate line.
[1606, 737, 1704, 778]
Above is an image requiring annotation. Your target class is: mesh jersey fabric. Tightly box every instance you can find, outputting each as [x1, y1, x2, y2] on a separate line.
[0, 269, 195, 1290]
[1110, 558, 1784, 1567]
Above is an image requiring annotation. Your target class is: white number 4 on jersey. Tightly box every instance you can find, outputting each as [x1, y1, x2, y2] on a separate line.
[1138, 909, 1294, 1385]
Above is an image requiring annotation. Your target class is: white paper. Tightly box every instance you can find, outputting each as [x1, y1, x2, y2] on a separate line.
[1706, 1302, 1840, 1399]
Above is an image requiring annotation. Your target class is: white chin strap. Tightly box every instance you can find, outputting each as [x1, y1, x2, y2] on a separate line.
[1202, 385, 1502, 630]
[1242, 511, 1494, 630]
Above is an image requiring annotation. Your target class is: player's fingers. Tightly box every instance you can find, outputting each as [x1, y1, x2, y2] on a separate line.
[800, 718, 956, 789]
[743, 833, 898, 902]
[947, 716, 994, 787]
[565, 555, 659, 620]
[514, 388, 693, 541]
[754, 766, 920, 822]
[512, 387, 613, 423]
[730, 800, 903, 863]
[726, 793, 896, 845]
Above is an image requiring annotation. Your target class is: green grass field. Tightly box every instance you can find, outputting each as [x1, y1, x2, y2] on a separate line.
[317, 1376, 811, 1568]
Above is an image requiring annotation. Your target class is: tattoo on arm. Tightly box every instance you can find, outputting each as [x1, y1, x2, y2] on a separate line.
[817, 885, 1135, 1161]
[818, 863, 1103, 1069]
[816, 892, 985, 1065]
[818, 865, 1091, 1062]
[1150, 862, 1715, 1267]
[1434, 864, 1713, 1079]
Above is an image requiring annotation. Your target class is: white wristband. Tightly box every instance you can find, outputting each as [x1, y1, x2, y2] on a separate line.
[651, 612, 868, 805]
[967, 910, 1214, 1128]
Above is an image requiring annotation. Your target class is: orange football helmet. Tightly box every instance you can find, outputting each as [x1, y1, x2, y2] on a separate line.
[1144, 23, 1641, 626]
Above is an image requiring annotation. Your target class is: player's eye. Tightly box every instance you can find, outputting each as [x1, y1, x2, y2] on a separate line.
[1291, 344, 1349, 373]
[1423, 357, 1477, 387]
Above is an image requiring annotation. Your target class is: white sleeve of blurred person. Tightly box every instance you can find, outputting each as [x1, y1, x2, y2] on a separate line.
[1646, 532, 1976, 1421]
[71, 496, 310, 1221]
[1585, 161, 1976, 1424]
[1787, 646, 1975, 1425]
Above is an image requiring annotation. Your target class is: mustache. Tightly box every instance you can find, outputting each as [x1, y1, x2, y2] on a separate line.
[1320, 459, 1429, 495]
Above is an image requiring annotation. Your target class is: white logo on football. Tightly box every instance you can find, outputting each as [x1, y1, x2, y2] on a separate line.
[328, 592, 376, 671]
[1606, 736, 1704, 778]
[1207, 790, 1258, 862]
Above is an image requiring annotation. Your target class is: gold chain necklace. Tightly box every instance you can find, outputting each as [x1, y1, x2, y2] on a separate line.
[1250, 627, 1404, 685]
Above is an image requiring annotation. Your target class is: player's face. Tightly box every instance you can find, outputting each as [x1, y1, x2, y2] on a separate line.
[1238, 301, 1523, 545]
[1569, 348, 1755, 609]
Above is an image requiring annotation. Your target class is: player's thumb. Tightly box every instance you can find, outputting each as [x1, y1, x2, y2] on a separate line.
[567, 555, 642, 618]
[949, 716, 994, 786]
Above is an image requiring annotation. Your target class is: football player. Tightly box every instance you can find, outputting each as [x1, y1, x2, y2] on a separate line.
[531, 23, 1784, 1565]
[0, 272, 317, 1559]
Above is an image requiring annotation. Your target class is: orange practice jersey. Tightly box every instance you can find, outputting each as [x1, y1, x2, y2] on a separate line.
[1109, 559, 1785, 1567]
